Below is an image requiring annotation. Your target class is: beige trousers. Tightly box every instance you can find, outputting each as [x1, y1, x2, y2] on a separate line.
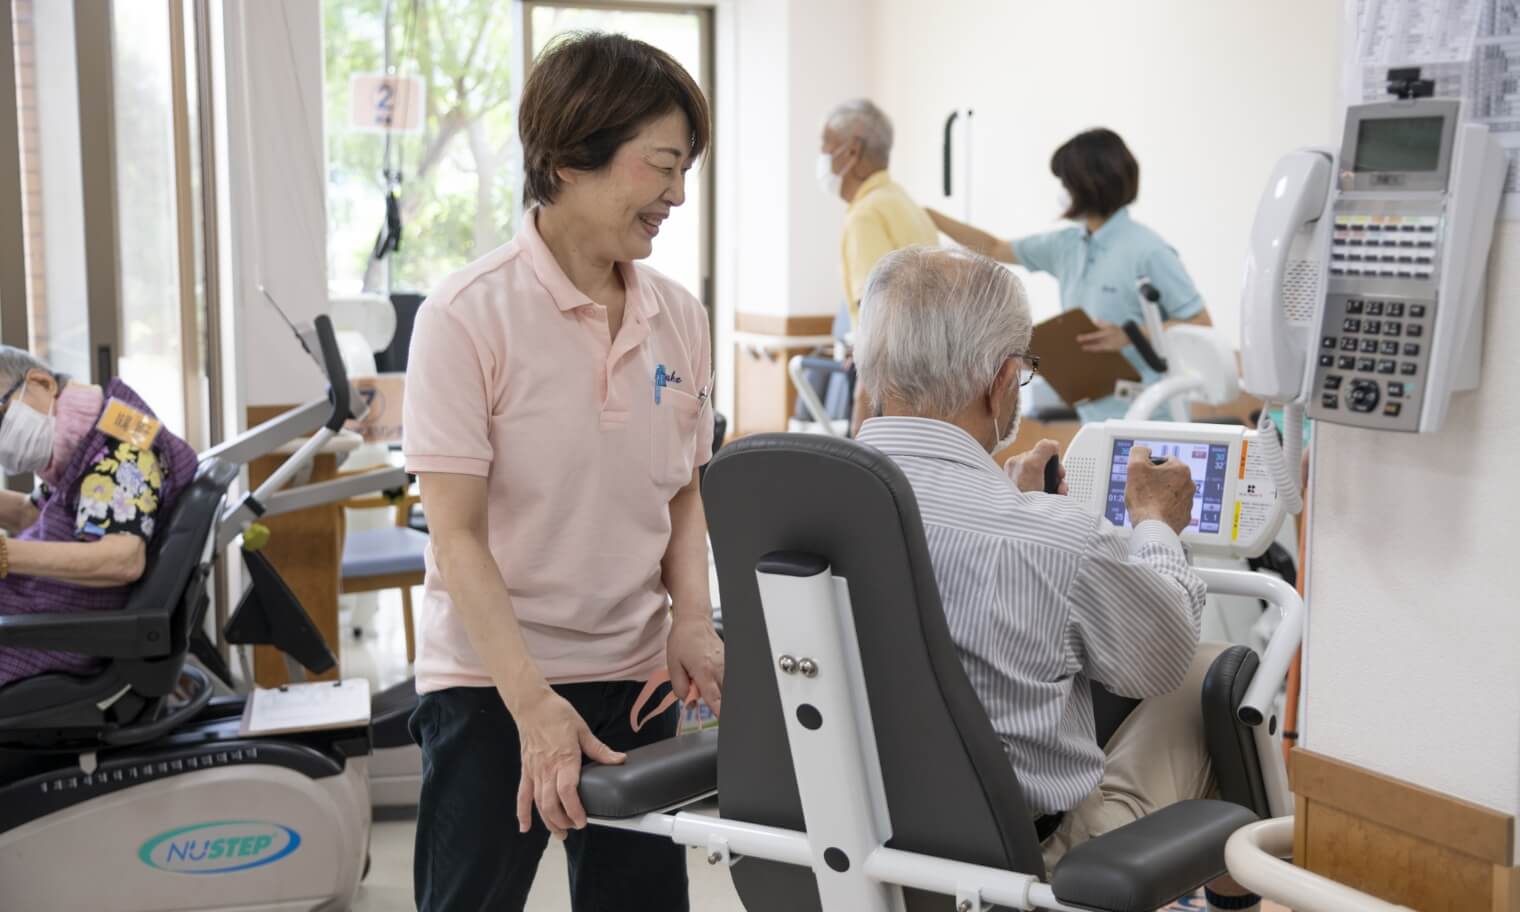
[1042, 642, 1230, 871]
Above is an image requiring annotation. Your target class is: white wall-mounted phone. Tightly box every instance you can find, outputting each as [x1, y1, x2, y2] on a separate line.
[1065, 420, 1288, 560]
[1240, 96, 1506, 434]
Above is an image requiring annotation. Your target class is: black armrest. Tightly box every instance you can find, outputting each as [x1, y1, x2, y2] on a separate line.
[0, 609, 170, 658]
[580, 728, 718, 819]
[1051, 799, 1257, 912]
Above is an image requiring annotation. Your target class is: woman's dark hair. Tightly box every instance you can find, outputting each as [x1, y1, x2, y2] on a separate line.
[519, 31, 711, 207]
[1050, 128, 1138, 219]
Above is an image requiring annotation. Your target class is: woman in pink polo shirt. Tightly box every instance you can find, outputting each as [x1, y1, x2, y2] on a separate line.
[402, 32, 722, 911]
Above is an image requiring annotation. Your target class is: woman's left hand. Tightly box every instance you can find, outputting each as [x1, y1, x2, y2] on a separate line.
[1076, 319, 1135, 353]
[667, 612, 724, 719]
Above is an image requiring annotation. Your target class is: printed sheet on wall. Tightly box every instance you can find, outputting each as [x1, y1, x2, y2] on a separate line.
[1345, 0, 1520, 218]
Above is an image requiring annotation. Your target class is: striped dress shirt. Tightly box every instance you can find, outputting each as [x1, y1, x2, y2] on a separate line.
[856, 417, 1206, 814]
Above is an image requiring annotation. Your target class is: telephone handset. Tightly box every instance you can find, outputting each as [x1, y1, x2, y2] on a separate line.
[1240, 94, 1506, 437]
[1240, 150, 1335, 404]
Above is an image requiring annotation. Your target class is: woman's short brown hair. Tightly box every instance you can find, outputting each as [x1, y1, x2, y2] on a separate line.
[1051, 128, 1138, 220]
[519, 31, 711, 207]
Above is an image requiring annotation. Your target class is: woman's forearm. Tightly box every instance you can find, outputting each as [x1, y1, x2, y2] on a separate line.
[660, 470, 712, 624]
[926, 208, 1016, 263]
[7, 535, 145, 587]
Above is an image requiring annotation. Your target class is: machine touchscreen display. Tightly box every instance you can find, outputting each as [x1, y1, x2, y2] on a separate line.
[1105, 439, 1231, 534]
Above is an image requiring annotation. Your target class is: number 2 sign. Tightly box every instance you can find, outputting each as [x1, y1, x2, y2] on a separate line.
[349, 74, 425, 134]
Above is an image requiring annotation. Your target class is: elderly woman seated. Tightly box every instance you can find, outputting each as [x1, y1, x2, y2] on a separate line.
[0, 347, 197, 686]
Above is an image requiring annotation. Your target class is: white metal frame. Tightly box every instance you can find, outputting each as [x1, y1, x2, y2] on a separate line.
[588, 563, 1304, 910]
[787, 354, 849, 438]
[1124, 294, 1241, 424]
[1226, 817, 1415, 911]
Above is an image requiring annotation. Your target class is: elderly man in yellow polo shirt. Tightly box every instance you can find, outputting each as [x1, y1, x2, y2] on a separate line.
[816, 98, 940, 433]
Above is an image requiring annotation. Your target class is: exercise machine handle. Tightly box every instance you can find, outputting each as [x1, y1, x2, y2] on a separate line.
[311, 315, 352, 432]
[942, 110, 959, 197]
[1122, 321, 1169, 373]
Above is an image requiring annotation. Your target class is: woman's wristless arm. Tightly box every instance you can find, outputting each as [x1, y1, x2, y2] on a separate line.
[7, 535, 146, 587]
[926, 208, 1018, 264]
[417, 472, 552, 712]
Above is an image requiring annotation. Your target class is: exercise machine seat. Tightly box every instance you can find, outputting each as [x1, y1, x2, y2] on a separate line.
[371, 678, 420, 751]
[704, 433, 1049, 911]
[341, 526, 428, 579]
[584, 434, 1263, 911]
[0, 459, 238, 739]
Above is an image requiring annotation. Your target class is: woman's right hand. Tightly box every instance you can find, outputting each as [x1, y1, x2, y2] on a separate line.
[513, 688, 626, 838]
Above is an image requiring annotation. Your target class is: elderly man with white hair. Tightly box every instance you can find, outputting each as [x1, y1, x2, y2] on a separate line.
[817, 98, 939, 433]
[853, 246, 1259, 912]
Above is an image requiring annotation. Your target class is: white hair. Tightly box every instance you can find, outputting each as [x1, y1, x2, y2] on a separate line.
[856, 247, 1033, 418]
[824, 99, 894, 164]
[0, 346, 57, 393]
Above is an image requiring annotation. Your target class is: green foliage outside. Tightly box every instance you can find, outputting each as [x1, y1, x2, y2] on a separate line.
[324, 0, 517, 295]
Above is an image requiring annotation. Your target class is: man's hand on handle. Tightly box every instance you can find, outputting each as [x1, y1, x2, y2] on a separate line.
[1005, 439, 1068, 495]
[1124, 445, 1196, 534]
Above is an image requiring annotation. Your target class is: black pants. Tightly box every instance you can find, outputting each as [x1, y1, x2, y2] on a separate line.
[410, 681, 688, 912]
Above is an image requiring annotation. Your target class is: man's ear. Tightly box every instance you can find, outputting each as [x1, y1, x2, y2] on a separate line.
[991, 358, 1020, 403]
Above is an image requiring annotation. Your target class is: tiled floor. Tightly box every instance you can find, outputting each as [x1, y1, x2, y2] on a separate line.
[341, 590, 1287, 912]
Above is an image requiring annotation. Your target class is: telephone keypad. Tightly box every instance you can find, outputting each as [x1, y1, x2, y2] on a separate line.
[1312, 292, 1434, 430]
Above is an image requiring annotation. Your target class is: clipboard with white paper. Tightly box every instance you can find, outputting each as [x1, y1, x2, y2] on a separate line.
[239, 678, 373, 737]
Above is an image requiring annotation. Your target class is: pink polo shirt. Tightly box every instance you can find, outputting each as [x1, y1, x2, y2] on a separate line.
[403, 210, 713, 692]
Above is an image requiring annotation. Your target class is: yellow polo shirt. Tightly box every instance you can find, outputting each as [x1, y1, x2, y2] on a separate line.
[841, 170, 940, 323]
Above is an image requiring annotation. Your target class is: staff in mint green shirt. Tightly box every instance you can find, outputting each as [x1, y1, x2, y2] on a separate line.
[928, 128, 1213, 421]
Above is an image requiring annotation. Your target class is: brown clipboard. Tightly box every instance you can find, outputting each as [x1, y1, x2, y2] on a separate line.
[1029, 309, 1141, 406]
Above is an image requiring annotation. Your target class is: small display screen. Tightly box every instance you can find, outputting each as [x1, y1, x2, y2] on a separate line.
[1105, 439, 1231, 535]
[1353, 116, 1444, 173]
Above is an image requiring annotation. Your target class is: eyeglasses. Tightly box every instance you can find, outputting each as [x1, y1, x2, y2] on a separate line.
[1010, 352, 1041, 387]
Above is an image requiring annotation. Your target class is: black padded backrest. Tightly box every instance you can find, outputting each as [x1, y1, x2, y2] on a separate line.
[374, 292, 423, 373]
[704, 434, 1045, 912]
[115, 459, 239, 697]
[1201, 646, 1271, 817]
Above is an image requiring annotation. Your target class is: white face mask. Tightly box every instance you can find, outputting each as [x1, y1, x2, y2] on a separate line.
[815, 151, 843, 199]
[0, 396, 55, 475]
[989, 383, 1021, 453]
[1056, 186, 1073, 218]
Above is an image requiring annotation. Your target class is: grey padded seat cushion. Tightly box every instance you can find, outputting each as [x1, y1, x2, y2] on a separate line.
[341, 527, 428, 578]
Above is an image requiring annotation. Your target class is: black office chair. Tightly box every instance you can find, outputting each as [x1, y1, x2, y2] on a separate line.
[582, 434, 1274, 911]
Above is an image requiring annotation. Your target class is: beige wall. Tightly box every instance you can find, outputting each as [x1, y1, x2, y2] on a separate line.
[866, 0, 1343, 343]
